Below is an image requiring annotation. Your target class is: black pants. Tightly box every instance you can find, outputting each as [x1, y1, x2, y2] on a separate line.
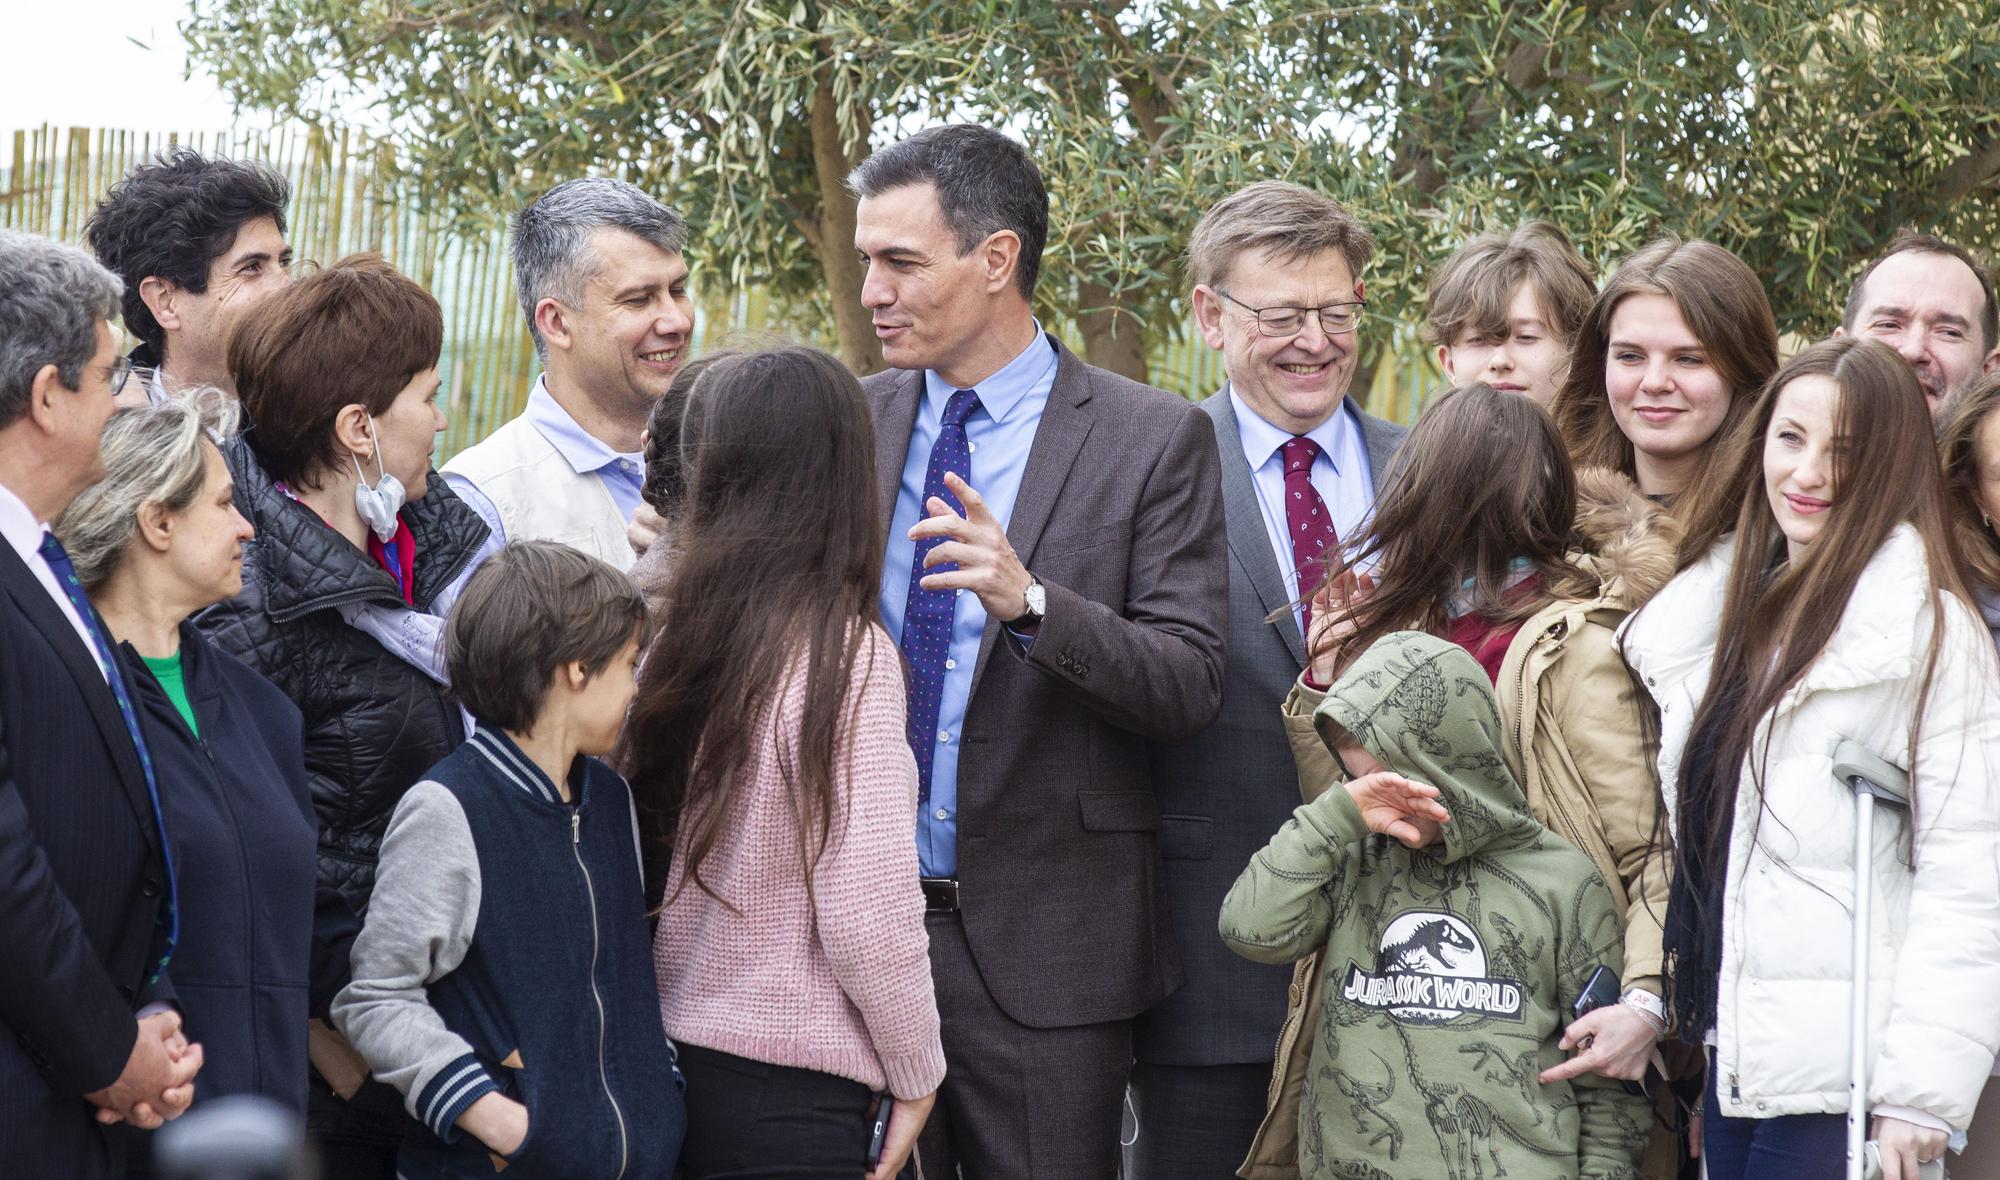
[917, 910, 1132, 1180]
[1123, 1060, 1271, 1179]
[678, 1042, 913, 1179]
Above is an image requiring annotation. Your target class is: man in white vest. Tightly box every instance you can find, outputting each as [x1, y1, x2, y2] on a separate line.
[443, 178, 693, 571]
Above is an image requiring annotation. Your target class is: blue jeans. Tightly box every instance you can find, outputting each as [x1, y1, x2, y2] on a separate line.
[1702, 1054, 1848, 1180]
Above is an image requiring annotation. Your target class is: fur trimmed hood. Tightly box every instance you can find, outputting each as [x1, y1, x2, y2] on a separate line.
[1571, 466, 1682, 614]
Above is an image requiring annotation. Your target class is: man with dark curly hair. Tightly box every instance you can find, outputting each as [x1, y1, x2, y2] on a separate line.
[85, 148, 292, 405]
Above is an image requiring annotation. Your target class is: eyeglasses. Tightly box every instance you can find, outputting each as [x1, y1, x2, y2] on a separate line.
[1214, 289, 1366, 338]
[105, 356, 132, 395]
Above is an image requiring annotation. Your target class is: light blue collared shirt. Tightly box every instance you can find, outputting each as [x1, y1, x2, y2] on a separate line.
[1228, 387, 1375, 635]
[444, 375, 647, 548]
[879, 326, 1059, 878]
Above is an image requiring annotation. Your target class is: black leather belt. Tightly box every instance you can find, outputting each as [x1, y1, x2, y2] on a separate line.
[920, 877, 961, 912]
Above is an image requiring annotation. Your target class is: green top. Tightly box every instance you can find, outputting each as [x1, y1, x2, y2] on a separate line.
[141, 651, 199, 739]
[1220, 631, 1647, 1180]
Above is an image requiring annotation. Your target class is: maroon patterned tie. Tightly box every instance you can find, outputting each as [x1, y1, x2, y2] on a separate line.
[1282, 436, 1340, 633]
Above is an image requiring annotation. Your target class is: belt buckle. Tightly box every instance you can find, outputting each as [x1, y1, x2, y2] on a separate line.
[921, 877, 960, 912]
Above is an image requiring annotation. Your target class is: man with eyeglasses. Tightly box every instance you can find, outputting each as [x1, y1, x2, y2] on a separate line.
[1126, 181, 1405, 1180]
[0, 230, 203, 1177]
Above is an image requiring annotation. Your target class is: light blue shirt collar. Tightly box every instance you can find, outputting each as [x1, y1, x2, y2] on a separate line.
[526, 375, 643, 476]
[921, 323, 1059, 424]
[1227, 386, 1358, 476]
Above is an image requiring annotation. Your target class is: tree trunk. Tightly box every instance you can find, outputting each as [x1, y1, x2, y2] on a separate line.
[809, 65, 883, 376]
[1077, 279, 1150, 383]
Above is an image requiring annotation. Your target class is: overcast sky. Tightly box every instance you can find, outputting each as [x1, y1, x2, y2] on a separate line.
[2, 2, 265, 138]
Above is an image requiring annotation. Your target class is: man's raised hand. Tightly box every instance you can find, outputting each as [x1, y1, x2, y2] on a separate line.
[912, 472, 1035, 625]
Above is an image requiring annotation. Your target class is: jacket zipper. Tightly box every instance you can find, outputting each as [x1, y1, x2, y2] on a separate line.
[571, 810, 629, 1178]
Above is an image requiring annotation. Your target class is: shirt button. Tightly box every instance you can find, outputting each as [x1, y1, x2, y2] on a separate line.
[938, 730, 950, 743]
[968, 443, 978, 453]
[944, 658, 957, 670]
[935, 807, 950, 820]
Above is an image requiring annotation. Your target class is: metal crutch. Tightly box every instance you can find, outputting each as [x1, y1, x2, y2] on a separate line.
[1833, 740, 1913, 1180]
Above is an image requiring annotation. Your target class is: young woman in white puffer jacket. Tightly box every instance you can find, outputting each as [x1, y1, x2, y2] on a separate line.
[1621, 336, 2000, 1180]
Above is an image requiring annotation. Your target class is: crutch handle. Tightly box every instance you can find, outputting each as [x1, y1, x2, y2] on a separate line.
[1833, 740, 1911, 808]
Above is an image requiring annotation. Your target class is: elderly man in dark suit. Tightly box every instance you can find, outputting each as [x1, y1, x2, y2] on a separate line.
[852, 125, 1228, 1178]
[0, 230, 204, 1174]
[1127, 182, 1407, 1179]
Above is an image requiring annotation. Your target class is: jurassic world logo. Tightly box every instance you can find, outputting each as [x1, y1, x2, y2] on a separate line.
[1340, 911, 1524, 1026]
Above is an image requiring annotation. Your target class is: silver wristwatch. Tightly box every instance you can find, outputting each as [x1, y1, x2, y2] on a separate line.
[1009, 577, 1047, 627]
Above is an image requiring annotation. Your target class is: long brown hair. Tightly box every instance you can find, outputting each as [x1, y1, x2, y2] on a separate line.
[619, 346, 887, 911]
[1550, 236, 1779, 539]
[1318, 383, 1599, 672]
[1656, 336, 1971, 1029]
[1938, 371, 2000, 593]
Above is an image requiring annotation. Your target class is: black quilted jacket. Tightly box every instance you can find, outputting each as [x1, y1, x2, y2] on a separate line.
[196, 436, 490, 920]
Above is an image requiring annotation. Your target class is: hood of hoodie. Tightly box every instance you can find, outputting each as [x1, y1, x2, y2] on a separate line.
[1313, 630, 1544, 863]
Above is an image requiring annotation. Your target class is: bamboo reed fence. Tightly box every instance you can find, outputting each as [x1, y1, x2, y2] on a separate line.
[1, 122, 1430, 461]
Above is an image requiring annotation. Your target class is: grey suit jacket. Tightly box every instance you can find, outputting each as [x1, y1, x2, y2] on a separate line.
[865, 334, 1229, 1029]
[1134, 390, 1405, 1066]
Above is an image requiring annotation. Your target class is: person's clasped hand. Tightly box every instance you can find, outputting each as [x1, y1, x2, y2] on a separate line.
[1871, 1114, 1949, 1180]
[87, 1009, 203, 1128]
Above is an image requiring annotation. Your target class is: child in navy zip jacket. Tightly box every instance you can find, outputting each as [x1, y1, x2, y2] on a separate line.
[333, 541, 686, 1178]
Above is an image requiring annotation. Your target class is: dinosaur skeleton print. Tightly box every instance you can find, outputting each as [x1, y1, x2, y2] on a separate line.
[1340, 910, 1525, 1025]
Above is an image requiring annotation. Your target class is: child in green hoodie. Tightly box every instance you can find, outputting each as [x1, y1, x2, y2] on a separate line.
[1220, 631, 1648, 1180]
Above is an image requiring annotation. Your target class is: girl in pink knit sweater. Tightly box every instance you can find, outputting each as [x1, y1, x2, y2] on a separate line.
[621, 346, 943, 1180]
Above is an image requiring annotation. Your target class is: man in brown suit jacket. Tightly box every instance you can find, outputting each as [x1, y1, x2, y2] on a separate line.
[853, 125, 1229, 1178]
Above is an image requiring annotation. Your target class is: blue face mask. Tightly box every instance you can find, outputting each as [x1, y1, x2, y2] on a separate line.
[351, 416, 406, 543]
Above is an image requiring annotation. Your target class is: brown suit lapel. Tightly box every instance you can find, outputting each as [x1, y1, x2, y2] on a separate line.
[969, 338, 1095, 691]
[872, 367, 924, 525]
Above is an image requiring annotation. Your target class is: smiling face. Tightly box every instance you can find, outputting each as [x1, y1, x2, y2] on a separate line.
[1844, 250, 1999, 420]
[370, 367, 447, 500]
[1193, 246, 1362, 434]
[1764, 373, 1842, 560]
[544, 228, 693, 416]
[161, 215, 292, 387]
[1438, 281, 1571, 408]
[1604, 292, 1734, 496]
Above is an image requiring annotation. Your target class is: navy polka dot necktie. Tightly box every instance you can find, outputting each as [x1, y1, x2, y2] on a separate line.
[900, 389, 980, 806]
[39, 531, 178, 984]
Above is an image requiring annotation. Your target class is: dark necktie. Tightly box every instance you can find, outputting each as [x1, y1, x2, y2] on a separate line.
[1282, 436, 1341, 634]
[899, 389, 980, 807]
[39, 532, 178, 983]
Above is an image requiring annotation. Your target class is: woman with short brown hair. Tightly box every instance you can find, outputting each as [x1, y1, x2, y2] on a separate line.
[196, 253, 492, 1178]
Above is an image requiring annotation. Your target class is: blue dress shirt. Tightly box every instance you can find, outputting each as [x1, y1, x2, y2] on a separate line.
[879, 327, 1060, 877]
[444, 375, 647, 549]
[1228, 387, 1376, 635]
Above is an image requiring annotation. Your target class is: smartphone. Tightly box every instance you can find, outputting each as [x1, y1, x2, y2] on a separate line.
[1571, 965, 1621, 1021]
[865, 1092, 893, 1170]
[1569, 965, 1650, 1098]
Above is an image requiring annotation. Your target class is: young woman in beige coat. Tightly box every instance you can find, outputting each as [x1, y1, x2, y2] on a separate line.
[1245, 384, 1682, 1177]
